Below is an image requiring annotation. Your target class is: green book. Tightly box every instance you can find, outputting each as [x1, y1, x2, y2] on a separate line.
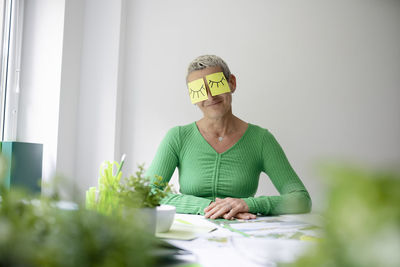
[1, 141, 43, 193]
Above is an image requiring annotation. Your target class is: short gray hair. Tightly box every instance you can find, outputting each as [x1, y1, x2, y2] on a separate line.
[186, 55, 231, 82]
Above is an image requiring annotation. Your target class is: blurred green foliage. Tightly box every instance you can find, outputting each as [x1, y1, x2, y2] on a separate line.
[0, 157, 162, 267]
[0, 188, 155, 267]
[286, 165, 400, 267]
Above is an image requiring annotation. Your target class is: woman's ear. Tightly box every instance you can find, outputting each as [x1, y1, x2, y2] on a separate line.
[229, 74, 237, 93]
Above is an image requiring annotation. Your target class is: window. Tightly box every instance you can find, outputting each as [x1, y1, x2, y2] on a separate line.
[0, 0, 24, 141]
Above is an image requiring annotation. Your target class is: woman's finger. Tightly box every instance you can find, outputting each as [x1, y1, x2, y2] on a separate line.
[204, 203, 223, 218]
[234, 213, 249, 220]
[235, 212, 257, 220]
[220, 198, 249, 213]
[204, 200, 218, 212]
[205, 203, 231, 219]
[204, 198, 250, 219]
[223, 206, 241, 220]
[204, 198, 229, 214]
[204, 197, 226, 213]
[210, 204, 232, 219]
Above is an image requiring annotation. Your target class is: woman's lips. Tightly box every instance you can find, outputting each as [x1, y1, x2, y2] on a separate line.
[206, 100, 222, 107]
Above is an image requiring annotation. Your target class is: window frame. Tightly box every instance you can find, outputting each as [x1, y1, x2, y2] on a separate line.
[0, 0, 24, 141]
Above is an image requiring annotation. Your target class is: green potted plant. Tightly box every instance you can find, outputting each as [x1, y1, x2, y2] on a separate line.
[85, 159, 172, 233]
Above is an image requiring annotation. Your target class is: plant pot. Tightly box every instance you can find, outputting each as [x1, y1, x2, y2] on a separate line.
[135, 207, 156, 235]
[156, 205, 176, 233]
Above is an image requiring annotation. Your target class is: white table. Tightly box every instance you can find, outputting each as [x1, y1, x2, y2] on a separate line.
[164, 213, 322, 267]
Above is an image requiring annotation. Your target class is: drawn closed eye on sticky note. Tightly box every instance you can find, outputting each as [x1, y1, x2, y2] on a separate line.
[206, 72, 231, 96]
[208, 75, 226, 88]
[188, 78, 208, 104]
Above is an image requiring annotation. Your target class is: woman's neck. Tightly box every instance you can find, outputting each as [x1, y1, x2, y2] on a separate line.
[197, 113, 239, 137]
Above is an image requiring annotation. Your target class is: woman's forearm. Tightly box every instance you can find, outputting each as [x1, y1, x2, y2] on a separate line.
[243, 190, 312, 215]
[161, 193, 212, 215]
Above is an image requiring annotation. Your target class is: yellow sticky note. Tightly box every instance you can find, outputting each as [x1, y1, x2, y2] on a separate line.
[188, 78, 208, 104]
[206, 72, 231, 96]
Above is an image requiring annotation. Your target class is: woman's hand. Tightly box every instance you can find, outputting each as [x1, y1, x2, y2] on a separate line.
[234, 212, 257, 220]
[204, 197, 255, 220]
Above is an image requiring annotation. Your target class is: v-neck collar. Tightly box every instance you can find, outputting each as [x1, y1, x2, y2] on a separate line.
[193, 122, 251, 155]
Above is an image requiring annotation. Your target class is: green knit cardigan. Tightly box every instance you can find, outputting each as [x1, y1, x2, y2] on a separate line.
[147, 122, 311, 215]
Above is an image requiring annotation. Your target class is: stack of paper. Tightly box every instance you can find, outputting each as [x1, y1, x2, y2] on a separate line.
[156, 214, 217, 240]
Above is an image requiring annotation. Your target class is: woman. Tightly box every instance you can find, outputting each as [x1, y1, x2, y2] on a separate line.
[148, 55, 311, 220]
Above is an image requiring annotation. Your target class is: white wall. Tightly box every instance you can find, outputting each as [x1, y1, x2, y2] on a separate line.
[56, 0, 84, 194]
[120, 0, 400, 208]
[18, 0, 65, 186]
[73, 0, 126, 195]
[18, 0, 126, 198]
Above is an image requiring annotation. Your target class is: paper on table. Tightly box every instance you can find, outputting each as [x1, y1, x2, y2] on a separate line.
[156, 214, 217, 240]
[210, 216, 320, 241]
[231, 237, 312, 265]
[229, 220, 309, 231]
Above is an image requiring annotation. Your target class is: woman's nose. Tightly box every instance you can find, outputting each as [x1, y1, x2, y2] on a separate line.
[204, 82, 214, 98]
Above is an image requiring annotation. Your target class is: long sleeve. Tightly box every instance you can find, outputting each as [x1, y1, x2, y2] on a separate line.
[159, 194, 212, 215]
[147, 127, 212, 215]
[148, 123, 311, 216]
[243, 131, 312, 215]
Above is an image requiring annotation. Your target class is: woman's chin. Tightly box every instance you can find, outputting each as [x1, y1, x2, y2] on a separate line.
[204, 110, 228, 120]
